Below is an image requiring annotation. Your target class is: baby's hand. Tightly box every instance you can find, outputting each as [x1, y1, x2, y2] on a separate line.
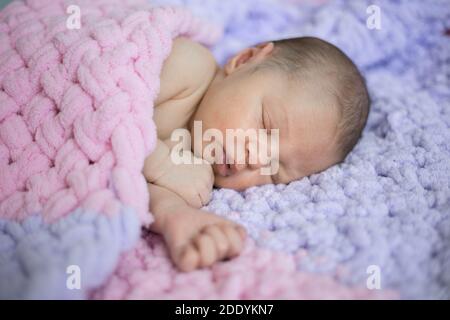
[153, 151, 214, 208]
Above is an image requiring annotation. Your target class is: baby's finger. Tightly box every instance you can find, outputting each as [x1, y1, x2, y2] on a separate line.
[198, 186, 212, 206]
[207, 165, 214, 183]
[236, 225, 247, 241]
[184, 191, 202, 208]
[222, 225, 244, 257]
[194, 233, 217, 268]
[195, 192, 204, 208]
[204, 225, 228, 260]
[177, 243, 199, 272]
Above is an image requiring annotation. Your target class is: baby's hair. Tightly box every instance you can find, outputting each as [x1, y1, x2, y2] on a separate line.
[254, 36, 370, 161]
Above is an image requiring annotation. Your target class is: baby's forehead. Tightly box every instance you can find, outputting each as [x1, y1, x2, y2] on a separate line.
[265, 81, 328, 112]
[259, 65, 337, 111]
[268, 88, 339, 138]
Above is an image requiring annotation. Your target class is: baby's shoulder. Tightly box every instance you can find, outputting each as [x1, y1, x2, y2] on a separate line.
[155, 37, 217, 106]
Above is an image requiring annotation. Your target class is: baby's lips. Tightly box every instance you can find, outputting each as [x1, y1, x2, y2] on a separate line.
[212, 146, 231, 177]
[213, 162, 230, 177]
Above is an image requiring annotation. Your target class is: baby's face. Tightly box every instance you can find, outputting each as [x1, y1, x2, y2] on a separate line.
[189, 43, 341, 190]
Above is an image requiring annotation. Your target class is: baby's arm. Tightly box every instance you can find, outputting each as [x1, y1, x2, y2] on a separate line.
[147, 182, 246, 272]
[147, 182, 187, 234]
[146, 151, 246, 272]
[142, 139, 173, 183]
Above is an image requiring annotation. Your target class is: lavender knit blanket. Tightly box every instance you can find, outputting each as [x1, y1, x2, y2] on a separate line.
[144, 0, 450, 299]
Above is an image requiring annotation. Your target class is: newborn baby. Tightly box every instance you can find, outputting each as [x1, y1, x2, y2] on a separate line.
[143, 36, 370, 271]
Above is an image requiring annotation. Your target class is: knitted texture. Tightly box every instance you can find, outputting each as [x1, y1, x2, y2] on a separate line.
[91, 231, 395, 299]
[0, 0, 220, 225]
[0, 0, 221, 298]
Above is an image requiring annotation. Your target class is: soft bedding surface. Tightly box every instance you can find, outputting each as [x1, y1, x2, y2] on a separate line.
[1, 0, 449, 299]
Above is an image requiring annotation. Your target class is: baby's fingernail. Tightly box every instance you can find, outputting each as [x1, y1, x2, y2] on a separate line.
[237, 226, 247, 238]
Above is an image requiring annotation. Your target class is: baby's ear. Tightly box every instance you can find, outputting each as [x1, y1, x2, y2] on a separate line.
[224, 42, 274, 75]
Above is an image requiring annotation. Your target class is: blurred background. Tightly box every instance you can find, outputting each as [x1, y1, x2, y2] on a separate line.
[0, 0, 10, 10]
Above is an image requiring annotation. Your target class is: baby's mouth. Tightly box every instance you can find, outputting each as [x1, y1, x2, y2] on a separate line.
[212, 148, 231, 177]
[214, 162, 231, 177]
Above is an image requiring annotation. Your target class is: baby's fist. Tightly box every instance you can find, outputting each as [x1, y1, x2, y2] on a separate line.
[154, 152, 214, 208]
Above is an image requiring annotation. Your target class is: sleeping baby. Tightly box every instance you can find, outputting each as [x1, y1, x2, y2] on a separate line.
[143, 36, 370, 272]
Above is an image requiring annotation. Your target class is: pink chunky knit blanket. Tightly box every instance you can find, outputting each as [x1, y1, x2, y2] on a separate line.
[0, 0, 220, 224]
